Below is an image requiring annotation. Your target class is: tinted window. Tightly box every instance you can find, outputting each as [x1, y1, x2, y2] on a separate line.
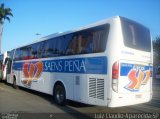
[43, 39, 53, 57]
[0, 55, 3, 61]
[66, 24, 109, 55]
[15, 46, 31, 61]
[10, 50, 15, 60]
[121, 18, 151, 52]
[29, 44, 38, 59]
[55, 37, 65, 56]
[21, 46, 30, 60]
[36, 42, 46, 58]
[14, 48, 21, 60]
[14, 24, 109, 60]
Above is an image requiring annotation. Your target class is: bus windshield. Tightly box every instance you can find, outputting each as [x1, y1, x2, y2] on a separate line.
[121, 17, 151, 52]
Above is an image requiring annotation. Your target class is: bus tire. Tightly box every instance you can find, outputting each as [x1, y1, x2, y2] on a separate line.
[54, 84, 66, 106]
[13, 77, 18, 89]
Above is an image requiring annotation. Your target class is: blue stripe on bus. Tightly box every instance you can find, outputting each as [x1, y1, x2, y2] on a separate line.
[12, 56, 107, 74]
[120, 63, 152, 76]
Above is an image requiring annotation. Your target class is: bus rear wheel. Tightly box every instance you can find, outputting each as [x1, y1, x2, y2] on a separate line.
[13, 78, 18, 89]
[54, 84, 66, 106]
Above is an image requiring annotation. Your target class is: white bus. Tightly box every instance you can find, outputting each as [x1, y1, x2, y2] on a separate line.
[0, 51, 10, 81]
[0, 54, 3, 80]
[7, 16, 152, 107]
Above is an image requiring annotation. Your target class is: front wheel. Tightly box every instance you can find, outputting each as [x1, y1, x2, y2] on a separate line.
[13, 78, 18, 89]
[54, 84, 66, 106]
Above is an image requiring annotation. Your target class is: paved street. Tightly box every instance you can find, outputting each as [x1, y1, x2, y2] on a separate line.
[0, 80, 160, 119]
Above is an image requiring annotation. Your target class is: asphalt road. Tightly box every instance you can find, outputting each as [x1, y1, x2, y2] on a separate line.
[0, 80, 160, 119]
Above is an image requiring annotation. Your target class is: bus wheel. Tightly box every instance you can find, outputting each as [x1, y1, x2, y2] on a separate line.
[13, 78, 18, 89]
[54, 84, 66, 106]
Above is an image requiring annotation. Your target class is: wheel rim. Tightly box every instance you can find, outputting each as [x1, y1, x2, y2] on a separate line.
[56, 87, 64, 104]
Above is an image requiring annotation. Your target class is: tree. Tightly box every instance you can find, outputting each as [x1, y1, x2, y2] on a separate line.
[0, 3, 13, 53]
[153, 36, 160, 65]
[0, 3, 13, 24]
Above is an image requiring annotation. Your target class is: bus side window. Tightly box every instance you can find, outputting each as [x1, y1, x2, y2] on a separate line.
[44, 39, 54, 57]
[55, 36, 71, 56]
[92, 30, 106, 53]
[66, 32, 92, 55]
[30, 44, 38, 59]
[21, 46, 30, 60]
[28, 45, 33, 59]
[84, 33, 93, 53]
[79, 32, 91, 54]
[14, 49, 21, 61]
[55, 37, 61, 56]
[85, 25, 109, 53]
[58, 37, 65, 56]
[52, 38, 58, 57]
[77, 35, 83, 54]
[65, 27, 108, 55]
[66, 35, 77, 55]
[41, 41, 46, 58]
[63, 34, 72, 55]
[37, 42, 46, 58]
[66, 33, 85, 55]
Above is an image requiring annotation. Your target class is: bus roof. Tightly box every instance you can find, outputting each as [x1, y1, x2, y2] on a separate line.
[37, 16, 119, 41]
[13, 16, 144, 50]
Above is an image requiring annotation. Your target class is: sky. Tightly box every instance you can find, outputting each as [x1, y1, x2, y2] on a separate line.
[0, 0, 160, 53]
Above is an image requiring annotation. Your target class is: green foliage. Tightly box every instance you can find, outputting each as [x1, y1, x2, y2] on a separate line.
[0, 3, 13, 24]
[153, 36, 160, 65]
